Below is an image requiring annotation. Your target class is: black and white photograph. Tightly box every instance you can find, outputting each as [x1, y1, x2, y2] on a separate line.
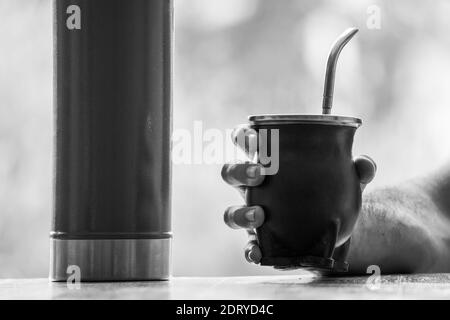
[1, 0, 450, 312]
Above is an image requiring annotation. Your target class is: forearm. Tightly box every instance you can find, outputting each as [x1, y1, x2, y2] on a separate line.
[347, 181, 450, 274]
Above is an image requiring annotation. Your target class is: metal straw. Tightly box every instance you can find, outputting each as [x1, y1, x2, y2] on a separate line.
[322, 28, 359, 115]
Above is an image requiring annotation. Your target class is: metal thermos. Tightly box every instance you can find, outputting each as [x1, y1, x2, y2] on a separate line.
[51, 0, 173, 281]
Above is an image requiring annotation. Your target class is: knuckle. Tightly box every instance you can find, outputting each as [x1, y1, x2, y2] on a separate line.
[222, 163, 265, 187]
[224, 206, 240, 229]
[233, 126, 258, 151]
[221, 163, 240, 183]
[231, 125, 249, 144]
[221, 163, 242, 185]
[223, 205, 265, 229]
[221, 164, 231, 181]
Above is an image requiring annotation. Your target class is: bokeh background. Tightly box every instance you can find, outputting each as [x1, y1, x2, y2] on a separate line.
[1, 0, 450, 278]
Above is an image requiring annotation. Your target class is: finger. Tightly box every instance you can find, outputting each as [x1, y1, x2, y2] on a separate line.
[224, 205, 265, 230]
[231, 125, 258, 159]
[244, 241, 262, 264]
[221, 163, 265, 188]
[354, 155, 377, 187]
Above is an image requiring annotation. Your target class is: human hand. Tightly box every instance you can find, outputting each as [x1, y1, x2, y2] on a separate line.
[221, 125, 377, 264]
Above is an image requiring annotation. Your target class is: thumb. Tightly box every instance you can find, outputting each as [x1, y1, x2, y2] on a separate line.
[354, 155, 377, 188]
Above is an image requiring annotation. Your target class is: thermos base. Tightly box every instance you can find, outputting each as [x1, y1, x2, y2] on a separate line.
[49, 238, 171, 282]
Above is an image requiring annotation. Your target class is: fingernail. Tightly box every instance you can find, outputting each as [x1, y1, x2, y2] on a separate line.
[246, 245, 262, 264]
[245, 209, 256, 222]
[362, 155, 377, 171]
[246, 166, 259, 178]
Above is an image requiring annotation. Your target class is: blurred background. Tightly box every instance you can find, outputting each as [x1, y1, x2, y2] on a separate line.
[1, 0, 450, 278]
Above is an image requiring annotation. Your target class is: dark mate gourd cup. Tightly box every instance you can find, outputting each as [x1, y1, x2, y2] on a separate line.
[243, 27, 363, 272]
[247, 114, 362, 272]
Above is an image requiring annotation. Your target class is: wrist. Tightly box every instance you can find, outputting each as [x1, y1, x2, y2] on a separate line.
[348, 185, 445, 274]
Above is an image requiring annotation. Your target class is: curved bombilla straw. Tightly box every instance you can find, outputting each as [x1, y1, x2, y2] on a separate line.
[322, 28, 359, 115]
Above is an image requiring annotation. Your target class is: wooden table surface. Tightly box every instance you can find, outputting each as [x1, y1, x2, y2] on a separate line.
[1, 274, 450, 299]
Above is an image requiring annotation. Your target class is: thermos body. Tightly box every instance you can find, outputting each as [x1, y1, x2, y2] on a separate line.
[51, 0, 173, 281]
